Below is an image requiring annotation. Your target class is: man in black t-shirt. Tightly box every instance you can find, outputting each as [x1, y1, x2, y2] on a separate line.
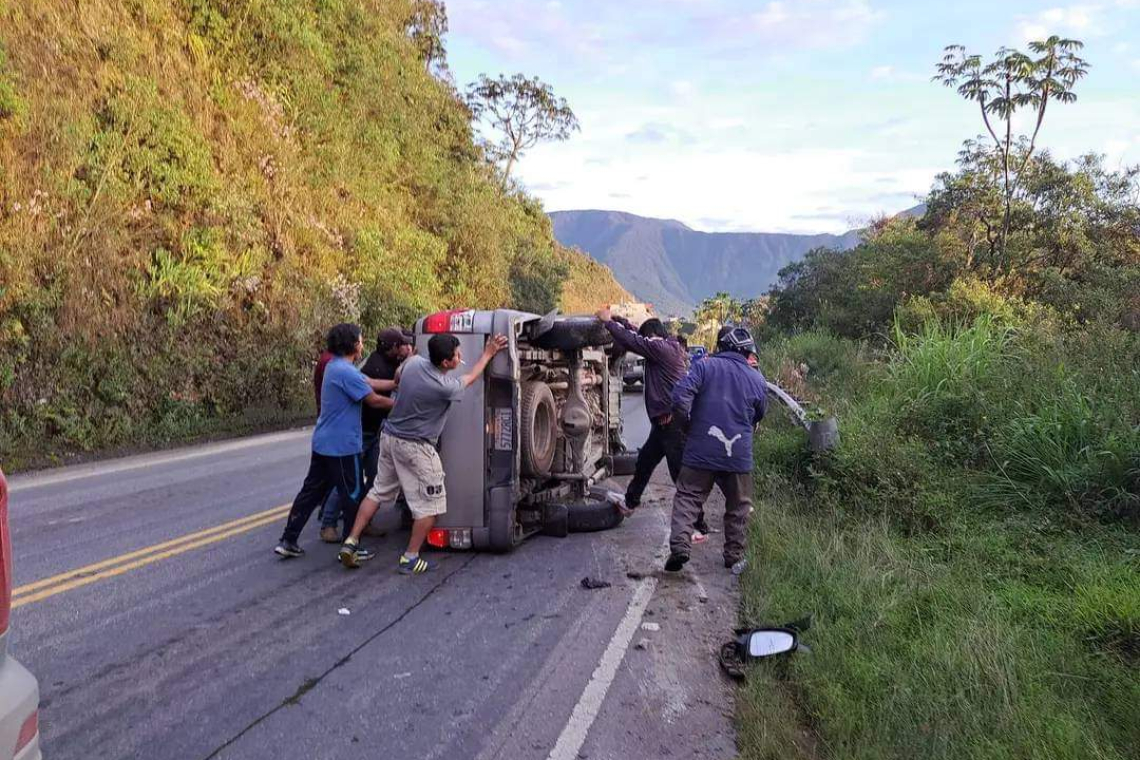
[319, 327, 414, 542]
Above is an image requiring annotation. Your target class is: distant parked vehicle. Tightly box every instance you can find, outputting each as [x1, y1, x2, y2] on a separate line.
[622, 355, 644, 388]
[0, 469, 41, 760]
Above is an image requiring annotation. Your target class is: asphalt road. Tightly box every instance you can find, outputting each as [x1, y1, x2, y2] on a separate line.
[7, 390, 741, 760]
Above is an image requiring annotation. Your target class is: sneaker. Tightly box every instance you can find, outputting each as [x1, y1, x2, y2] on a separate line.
[398, 555, 438, 575]
[274, 541, 304, 559]
[362, 523, 387, 538]
[319, 526, 340, 543]
[695, 517, 711, 534]
[726, 558, 748, 575]
[338, 540, 361, 569]
[692, 531, 708, 544]
[353, 547, 376, 563]
[664, 553, 689, 572]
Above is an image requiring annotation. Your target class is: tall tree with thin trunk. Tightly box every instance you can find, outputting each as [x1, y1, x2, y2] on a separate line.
[404, 0, 449, 75]
[465, 73, 579, 185]
[934, 37, 1088, 269]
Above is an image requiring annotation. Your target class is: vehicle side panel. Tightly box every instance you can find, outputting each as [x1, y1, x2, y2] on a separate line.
[413, 333, 487, 532]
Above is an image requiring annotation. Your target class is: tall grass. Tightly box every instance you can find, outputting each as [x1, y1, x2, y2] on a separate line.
[888, 316, 1011, 461]
[740, 315, 1140, 760]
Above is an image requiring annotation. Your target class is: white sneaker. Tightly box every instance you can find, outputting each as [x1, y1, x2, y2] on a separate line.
[693, 531, 708, 544]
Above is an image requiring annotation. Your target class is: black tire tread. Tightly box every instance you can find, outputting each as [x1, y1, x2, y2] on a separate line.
[520, 381, 557, 477]
[565, 498, 623, 533]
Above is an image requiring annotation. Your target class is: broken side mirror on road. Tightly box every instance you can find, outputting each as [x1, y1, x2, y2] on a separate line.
[720, 616, 813, 680]
[737, 628, 803, 658]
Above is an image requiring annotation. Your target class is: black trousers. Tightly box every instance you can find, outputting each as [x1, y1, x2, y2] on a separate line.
[625, 417, 686, 508]
[281, 452, 365, 543]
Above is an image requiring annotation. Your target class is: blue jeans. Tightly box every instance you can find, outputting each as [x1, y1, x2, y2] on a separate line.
[321, 431, 380, 528]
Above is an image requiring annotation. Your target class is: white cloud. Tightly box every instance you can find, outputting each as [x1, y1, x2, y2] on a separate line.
[1015, 5, 1105, 44]
[1105, 138, 1131, 154]
[707, 117, 747, 130]
[670, 80, 696, 98]
[519, 142, 938, 234]
[869, 65, 925, 83]
[738, 0, 886, 48]
[449, 0, 611, 62]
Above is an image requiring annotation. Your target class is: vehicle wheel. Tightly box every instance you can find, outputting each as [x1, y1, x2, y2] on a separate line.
[531, 316, 614, 351]
[566, 498, 624, 533]
[520, 381, 558, 477]
[607, 451, 639, 477]
[541, 503, 569, 538]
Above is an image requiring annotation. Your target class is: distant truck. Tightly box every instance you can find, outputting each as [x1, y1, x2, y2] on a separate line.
[412, 309, 637, 552]
[621, 354, 644, 388]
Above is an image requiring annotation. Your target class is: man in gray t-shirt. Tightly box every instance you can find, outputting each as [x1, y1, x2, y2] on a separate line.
[383, 354, 465, 444]
[340, 332, 507, 574]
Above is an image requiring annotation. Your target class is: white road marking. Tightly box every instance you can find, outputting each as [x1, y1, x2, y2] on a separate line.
[546, 577, 658, 760]
[8, 428, 312, 493]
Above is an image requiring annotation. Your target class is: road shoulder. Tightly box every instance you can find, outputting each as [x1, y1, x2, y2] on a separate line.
[481, 470, 742, 760]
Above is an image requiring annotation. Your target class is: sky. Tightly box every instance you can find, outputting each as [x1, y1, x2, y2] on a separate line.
[444, 0, 1140, 234]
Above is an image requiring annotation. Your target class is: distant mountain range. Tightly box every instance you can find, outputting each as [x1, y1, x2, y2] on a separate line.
[549, 208, 921, 316]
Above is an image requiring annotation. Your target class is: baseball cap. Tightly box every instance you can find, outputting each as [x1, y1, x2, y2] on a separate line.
[377, 327, 413, 350]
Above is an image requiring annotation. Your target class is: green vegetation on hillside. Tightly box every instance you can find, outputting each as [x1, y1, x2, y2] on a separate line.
[0, 0, 627, 467]
[735, 38, 1138, 760]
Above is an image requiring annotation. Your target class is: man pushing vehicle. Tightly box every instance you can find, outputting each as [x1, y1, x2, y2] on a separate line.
[339, 332, 508, 574]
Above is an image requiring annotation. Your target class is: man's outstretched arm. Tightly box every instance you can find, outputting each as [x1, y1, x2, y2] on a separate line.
[460, 335, 509, 388]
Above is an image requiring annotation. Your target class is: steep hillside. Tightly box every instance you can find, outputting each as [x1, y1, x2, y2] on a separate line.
[551, 210, 864, 315]
[0, 0, 624, 464]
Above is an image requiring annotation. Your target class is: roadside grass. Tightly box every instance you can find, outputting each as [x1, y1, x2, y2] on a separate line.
[737, 486, 1140, 760]
[736, 322, 1140, 760]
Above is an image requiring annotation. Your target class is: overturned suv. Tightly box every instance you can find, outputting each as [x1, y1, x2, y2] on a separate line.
[413, 309, 637, 552]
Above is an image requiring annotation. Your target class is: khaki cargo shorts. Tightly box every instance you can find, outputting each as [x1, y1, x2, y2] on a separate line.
[367, 433, 447, 519]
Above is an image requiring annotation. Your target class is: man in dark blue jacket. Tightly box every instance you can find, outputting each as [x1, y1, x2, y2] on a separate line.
[666, 325, 768, 572]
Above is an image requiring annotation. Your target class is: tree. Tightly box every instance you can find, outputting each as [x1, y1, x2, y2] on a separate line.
[465, 74, 579, 184]
[404, 0, 449, 75]
[934, 37, 1089, 265]
[925, 149, 1140, 323]
[691, 292, 744, 347]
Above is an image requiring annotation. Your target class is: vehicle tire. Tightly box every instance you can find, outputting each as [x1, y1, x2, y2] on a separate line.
[541, 503, 569, 538]
[531, 316, 613, 351]
[607, 451, 639, 477]
[520, 381, 558, 477]
[566, 498, 624, 533]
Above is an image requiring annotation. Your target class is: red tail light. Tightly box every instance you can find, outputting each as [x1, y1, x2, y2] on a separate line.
[426, 528, 448, 548]
[0, 469, 11, 635]
[422, 309, 474, 333]
[15, 709, 37, 754]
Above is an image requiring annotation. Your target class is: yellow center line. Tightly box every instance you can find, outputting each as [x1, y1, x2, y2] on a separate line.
[13, 503, 292, 603]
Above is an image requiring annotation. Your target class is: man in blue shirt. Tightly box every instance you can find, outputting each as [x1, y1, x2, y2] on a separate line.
[274, 323, 397, 560]
[666, 325, 768, 573]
